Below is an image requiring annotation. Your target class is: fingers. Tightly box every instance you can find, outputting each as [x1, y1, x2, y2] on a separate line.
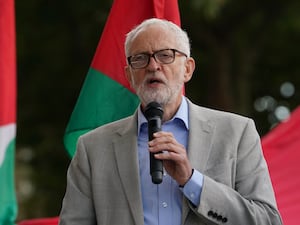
[148, 131, 188, 165]
[148, 131, 192, 185]
[148, 131, 185, 154]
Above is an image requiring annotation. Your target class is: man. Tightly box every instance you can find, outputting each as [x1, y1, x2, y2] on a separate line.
[59, 18, 282, 225]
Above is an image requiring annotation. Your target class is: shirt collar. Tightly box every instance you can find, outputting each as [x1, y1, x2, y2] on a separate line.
[138, 96, 189, 135]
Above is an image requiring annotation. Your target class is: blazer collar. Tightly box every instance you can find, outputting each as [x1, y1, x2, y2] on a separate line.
[182, 99, 215, 224]
[113, 112, 144, 225]
[186, 99, 215, 171]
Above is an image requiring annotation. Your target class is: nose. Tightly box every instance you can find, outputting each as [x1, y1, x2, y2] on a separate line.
[147, 55, 161, 71]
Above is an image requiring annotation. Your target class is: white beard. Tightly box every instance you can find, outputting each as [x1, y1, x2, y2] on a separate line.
[133, 75, 183, 107]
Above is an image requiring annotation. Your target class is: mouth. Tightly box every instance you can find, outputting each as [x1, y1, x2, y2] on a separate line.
[149, 78, 161, 84]
[147, 77, 164, 86]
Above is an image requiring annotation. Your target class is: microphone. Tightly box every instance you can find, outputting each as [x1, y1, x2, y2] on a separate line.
[144, 102, 164, 184]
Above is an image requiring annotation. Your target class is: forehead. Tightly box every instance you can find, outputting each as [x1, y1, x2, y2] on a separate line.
[129, 25, 177, 54]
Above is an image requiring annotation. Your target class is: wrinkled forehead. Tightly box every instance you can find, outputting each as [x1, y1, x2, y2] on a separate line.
[127, 24, 178, 53]
[132, 23, 176, 39]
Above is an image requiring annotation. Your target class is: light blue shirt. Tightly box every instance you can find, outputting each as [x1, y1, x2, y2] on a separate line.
[137, 97, 203, 225]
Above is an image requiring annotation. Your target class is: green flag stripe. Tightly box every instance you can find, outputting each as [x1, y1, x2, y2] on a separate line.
[64, 68, 139, 156]
[0, 139, 17, 225]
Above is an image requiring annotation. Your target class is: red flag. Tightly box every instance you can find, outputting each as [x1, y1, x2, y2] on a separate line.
[91, 0, 181, 92]
[64, 0, 181, 156]
[262, 106, 300, 225]
[0, 0, 16, 125]
[18, 217, 59, 225]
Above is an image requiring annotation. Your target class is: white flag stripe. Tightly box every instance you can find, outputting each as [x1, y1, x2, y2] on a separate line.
[0, 123, 16, 166]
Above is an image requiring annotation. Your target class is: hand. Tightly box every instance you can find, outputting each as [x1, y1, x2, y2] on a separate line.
[148, 131, 193, 186]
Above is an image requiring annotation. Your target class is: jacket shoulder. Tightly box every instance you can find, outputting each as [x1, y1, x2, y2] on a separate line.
[187, 99, 257, 135]
[188, 99, 250, 122]
[80, 114, 136, 142]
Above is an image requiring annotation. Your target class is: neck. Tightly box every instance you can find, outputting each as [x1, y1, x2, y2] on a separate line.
[141, 96, 183, 123]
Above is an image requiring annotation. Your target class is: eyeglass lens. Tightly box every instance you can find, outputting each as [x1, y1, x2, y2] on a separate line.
[129, 49, 176, 69]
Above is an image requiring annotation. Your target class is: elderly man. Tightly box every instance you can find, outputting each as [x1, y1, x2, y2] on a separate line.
[59, 18, 282, 225]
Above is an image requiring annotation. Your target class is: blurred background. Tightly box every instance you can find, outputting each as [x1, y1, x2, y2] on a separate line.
[15, 0, 300, 221]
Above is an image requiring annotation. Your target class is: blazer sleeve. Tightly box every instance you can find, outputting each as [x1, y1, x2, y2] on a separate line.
[59, 137, 96, 225]
[188, 118, 283, 225]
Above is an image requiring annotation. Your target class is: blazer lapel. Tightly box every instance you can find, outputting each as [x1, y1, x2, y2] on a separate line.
[113, 114, 144, 225]
[181, 100, 215, 224]
[188, 110, 214, 172]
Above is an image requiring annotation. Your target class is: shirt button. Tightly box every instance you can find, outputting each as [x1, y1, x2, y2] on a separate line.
[162, 202, 168, 208]
[190, 193, 195, 198]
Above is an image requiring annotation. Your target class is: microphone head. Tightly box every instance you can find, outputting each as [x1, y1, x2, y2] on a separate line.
[144, 102, 164, 121]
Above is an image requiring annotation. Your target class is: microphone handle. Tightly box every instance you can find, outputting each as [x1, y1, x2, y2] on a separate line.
[148, 118, 163, 184]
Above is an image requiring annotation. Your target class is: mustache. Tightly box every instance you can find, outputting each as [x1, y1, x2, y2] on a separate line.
[143, 73, 167, 86]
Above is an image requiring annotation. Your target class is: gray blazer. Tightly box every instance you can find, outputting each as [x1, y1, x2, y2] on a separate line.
[59, 99, 282, 225]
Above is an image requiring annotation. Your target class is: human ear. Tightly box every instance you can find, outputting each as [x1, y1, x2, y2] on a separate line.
[183, 57, 195, 82]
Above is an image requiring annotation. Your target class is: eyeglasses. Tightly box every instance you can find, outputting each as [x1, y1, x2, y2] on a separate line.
[127, 48, 187, 69]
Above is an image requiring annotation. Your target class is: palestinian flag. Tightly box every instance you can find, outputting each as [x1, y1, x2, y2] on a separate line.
[64, 0, 181, 157]
[262, 106, 300, 225]
[0, 0, 18, 224]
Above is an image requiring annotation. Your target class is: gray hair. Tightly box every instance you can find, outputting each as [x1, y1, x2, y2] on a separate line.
[125, 18, 191, 58]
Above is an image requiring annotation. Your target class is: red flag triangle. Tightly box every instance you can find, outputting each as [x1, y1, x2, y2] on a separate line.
[64, 0, 181, 156]
[262, 106, 300, 225]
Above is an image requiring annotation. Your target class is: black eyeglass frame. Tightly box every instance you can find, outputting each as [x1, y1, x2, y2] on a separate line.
[127, 48, 188, 69]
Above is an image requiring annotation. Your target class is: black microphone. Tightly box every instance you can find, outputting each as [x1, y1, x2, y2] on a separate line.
[144, 102, 164, 184]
